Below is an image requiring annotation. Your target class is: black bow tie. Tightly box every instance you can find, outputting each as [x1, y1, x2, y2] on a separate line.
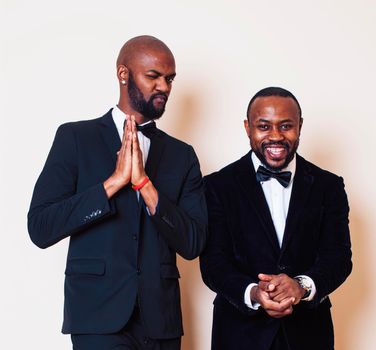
[136, 121, 157, 138]
[256, 165, 292, 188]
[123, 120, 157, 138]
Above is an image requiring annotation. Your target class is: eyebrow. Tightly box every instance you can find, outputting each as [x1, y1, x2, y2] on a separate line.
[256, 117, 295, 123]
[147, 69, 176, 78]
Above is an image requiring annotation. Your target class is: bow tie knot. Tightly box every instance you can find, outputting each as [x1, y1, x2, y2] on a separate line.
[256, 165, 292, 188]
[123, 120, 157, 138]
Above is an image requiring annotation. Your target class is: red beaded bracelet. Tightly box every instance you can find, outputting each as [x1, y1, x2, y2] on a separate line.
[132, 176, 150, 190]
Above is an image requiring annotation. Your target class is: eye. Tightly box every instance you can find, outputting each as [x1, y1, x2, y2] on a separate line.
[146, 74, 158, 80]
[166, 76, 175, 84]
[257, 124, 270, 131]
[280, 124, 293, 130]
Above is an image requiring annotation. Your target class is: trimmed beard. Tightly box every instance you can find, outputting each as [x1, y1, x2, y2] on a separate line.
[127, 72, 167, 121]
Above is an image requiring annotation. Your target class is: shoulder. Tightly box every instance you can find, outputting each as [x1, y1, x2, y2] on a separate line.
[156, 129, 199, 165]
[205, 153, 251, 186]
[57, 111, 110, 132]
[297, 154, 345, 186]
[157, 129, 194, 152]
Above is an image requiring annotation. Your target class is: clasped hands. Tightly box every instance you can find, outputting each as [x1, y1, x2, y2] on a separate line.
[104, 115, 158, 214]
[250, 273, 306, 318]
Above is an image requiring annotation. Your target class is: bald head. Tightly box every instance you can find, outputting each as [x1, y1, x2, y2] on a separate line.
[116, 35, 174, 68]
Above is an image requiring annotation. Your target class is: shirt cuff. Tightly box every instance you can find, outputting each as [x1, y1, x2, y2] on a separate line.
[244, 283, 260, 310]
[295, 275, 317, 301]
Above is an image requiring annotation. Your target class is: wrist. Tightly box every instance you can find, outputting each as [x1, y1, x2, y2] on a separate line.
[250, 285, 259, 303]
[132, 176, 149, 190]
[104, 175, 128, 198]
[294, 276, 312, 300]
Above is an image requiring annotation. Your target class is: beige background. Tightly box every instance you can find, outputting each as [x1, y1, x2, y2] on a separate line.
[1, 0, 375, 349]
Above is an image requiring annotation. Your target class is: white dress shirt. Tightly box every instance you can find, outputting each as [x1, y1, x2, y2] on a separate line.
[244, 152, 316, 309]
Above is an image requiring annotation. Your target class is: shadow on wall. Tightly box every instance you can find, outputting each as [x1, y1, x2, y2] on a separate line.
[178, 257, 214, 350]
[171, 91, 214, 350]
[332, 209, 367, 350]
[166, 92, 200, 144]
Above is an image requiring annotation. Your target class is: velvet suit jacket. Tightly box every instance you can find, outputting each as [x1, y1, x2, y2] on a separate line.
[200, 151, 352, 350]
[28, 110, 207, 339]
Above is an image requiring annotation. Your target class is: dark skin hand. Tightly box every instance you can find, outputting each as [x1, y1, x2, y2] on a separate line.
[103, 115, 158, 214]
[257, 273, 305, 305]
[250, 282, 295, 318]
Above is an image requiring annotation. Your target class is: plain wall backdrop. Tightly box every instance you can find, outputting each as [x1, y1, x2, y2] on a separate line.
[2, 0, 375, 349]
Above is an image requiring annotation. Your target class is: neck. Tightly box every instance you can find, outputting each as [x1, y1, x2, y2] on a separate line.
[117, 100, 148, 124]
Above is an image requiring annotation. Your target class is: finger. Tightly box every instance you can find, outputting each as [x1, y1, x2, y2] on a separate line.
[131, 115, 136, 134]
[258, 281, 275, 292]
[258, 273, 275, 282]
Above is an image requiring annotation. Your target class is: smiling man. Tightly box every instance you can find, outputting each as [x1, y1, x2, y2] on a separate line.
[28, 35, 207, 350]
[200, 87, 352, 350]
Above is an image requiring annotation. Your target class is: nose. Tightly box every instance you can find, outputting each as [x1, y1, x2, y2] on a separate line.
[268, 127, 283, 141]
[155, 77, 170, 94]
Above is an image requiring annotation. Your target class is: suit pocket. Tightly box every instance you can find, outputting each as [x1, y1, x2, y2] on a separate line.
[65, 258, 106, 276]
[160, 264, 180, 279]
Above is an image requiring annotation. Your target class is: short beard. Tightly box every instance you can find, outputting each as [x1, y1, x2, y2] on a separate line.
[127, 72, 167, 121]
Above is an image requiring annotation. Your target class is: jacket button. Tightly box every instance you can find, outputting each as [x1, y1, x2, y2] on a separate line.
[133, 235, 138, 241]
[278, 264, 286, 271]
[137, 269, 141, 275]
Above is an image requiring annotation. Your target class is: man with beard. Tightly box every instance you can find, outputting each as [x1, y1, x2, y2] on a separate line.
[28, 35, 207, 350]
[200, 87, 352, 350]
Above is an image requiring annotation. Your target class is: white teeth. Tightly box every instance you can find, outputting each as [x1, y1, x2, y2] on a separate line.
[267, 147, 284, 155]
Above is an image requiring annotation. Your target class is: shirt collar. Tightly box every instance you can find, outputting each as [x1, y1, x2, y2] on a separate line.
[251, 151, 296, 182]
[112, 105, 153, 131]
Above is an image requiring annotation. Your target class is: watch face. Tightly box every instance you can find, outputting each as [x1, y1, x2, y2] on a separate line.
[301, 278, 311, 289]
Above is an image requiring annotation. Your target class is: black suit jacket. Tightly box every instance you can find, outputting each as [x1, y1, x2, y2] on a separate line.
[200, 151, 352, 350]
[28, 110, 207, 338]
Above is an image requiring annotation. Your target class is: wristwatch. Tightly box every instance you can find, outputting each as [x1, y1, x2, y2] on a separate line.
[294, 276, 312, 300]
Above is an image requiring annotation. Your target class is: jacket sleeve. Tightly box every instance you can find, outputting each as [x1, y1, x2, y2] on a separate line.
[150, 146, 208, 260]
[304, 176, 352, 306]
[199, 177, 257, 314]
[27, 124, 115, 249]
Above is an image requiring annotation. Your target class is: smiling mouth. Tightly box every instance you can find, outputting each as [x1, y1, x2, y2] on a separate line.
[264, 144, 288, 160]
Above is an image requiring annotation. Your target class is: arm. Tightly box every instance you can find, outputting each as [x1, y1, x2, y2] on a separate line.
[28, 124, 116, 249]
[149, 146, 208, 260]
[125, 117, 207, 260]
[200, 178, 259, 313]
[303, 176, 352, 305]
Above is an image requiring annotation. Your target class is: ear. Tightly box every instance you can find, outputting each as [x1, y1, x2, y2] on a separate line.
[117, 65, 129, 83]
[244, 119, 251, 138]
[299, 117, 304, 134]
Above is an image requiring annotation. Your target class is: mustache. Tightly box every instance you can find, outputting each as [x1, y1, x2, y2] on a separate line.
[151, 93, 168, 102]
[262, 141, 290, 150]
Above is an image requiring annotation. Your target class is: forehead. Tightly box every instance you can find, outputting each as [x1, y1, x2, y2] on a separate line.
[249, 96, 300, 122]
[130, 49, 175, 73]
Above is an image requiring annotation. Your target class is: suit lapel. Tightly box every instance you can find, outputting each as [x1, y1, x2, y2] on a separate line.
[98, 109, 121, 165]
[280, 155, 314, 253]
[145, 129, 166, 182]
[235, 152, 280, 253]
[138, 128, 166, 214]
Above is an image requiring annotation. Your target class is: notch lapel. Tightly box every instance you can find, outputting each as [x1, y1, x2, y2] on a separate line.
[145, 129, 166, 182]
[98, 109, 121, 165]
[280, 155, 314, 253]
[236, 152, 280, 254]
[138, 128, 166, 214]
